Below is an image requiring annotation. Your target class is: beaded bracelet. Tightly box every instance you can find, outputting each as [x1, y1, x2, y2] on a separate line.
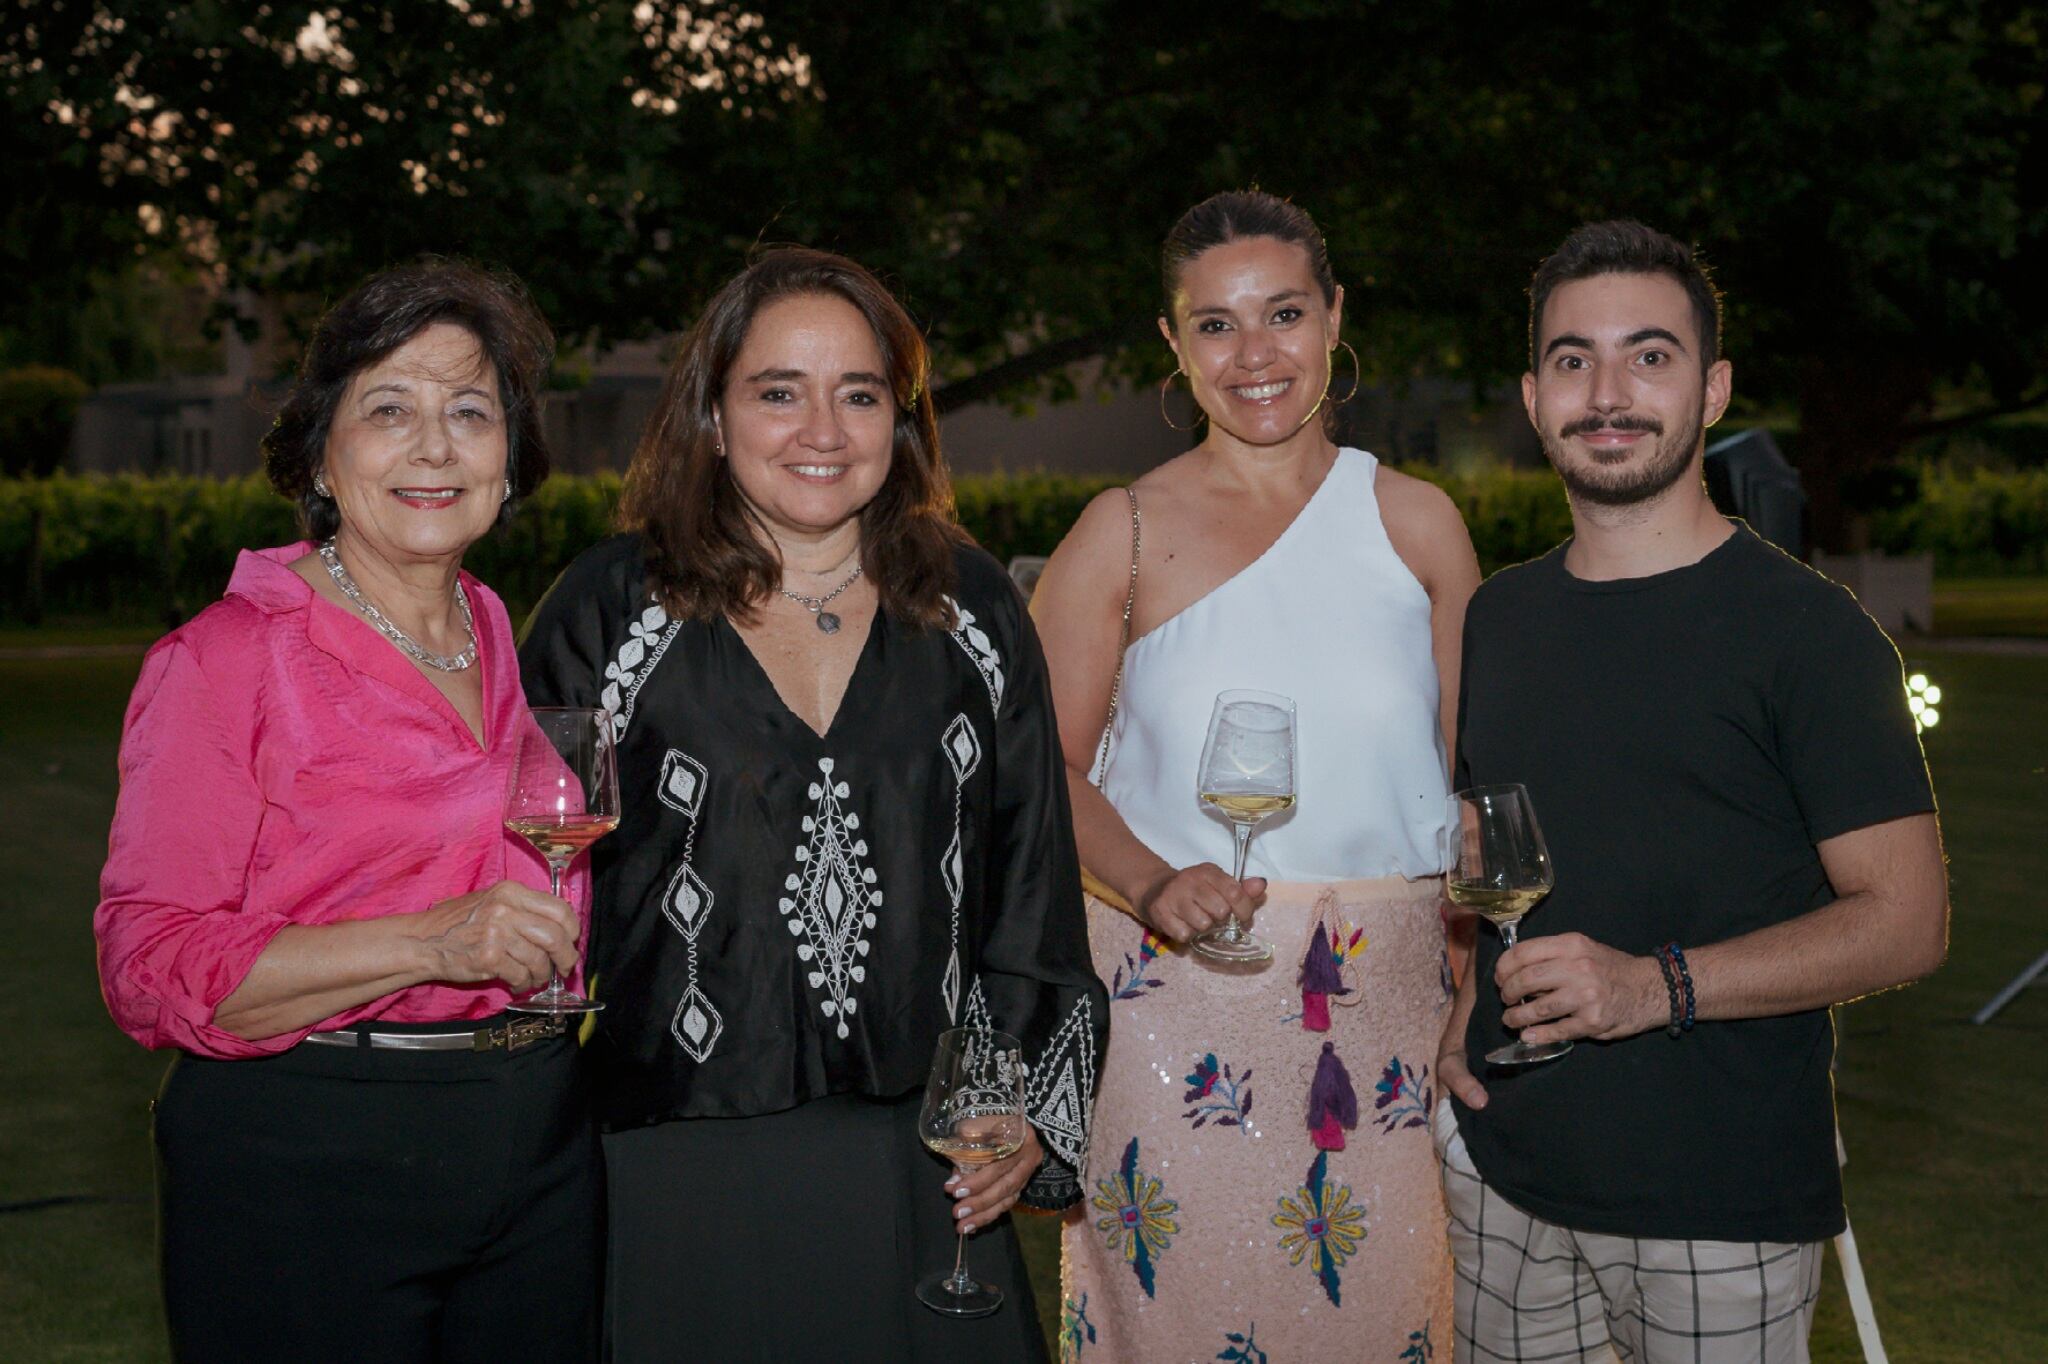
[1667, 942, 1697, 1032]
[1655, 946, 1684, 1038]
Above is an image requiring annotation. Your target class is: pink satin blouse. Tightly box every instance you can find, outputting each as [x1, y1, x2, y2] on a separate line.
[95, 543, 587, 1059]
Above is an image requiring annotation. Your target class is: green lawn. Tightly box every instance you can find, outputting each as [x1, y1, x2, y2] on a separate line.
[0, 655, 169, 1361]
[1932, 578, 2048, 637]
[3, 646, 2043, 1361]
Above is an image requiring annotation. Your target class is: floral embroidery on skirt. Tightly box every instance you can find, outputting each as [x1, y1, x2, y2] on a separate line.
[1060, 877, 1453, 1362]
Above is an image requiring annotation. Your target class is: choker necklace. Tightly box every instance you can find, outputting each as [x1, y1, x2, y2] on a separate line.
[319, 540, 477, 671]
[779, 563, 865, 634]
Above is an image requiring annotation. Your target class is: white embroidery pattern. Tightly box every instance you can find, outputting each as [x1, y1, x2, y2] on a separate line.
[944, 596, 1005, 713]
[657, 748, 722, 1062]
[962, 976, 994, 1039]
[1023, 996, 1097, 1174]
[778, 757, 881, 1040]
[957, 977, 1095, 1174]
[939, 713, 983, 1022]
[600, 600, 682, 740]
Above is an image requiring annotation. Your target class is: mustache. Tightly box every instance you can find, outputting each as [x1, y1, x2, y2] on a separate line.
[1560, 414, 1664, 438]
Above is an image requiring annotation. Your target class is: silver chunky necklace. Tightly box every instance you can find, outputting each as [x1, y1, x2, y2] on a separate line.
[779, 563, 864, 634]
[319, 540, 477, 671]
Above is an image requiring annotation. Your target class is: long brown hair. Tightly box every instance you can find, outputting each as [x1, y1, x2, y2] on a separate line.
[620, 248, 964, 627]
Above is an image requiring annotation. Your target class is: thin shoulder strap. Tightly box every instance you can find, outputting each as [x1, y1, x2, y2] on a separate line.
[1091, 487, 1141, 787]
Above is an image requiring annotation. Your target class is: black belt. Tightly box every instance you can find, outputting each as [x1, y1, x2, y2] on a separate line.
[302, 1014, 569, 1053]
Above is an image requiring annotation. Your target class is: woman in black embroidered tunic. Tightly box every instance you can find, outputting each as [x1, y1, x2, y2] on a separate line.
[519, 249, 1106, 1361]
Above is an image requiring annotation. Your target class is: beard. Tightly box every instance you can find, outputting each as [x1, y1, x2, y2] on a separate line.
[1540, 404, 1705, 508]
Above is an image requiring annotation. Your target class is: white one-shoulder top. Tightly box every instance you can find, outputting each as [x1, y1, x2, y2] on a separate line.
[1097, 448, 1449, 882]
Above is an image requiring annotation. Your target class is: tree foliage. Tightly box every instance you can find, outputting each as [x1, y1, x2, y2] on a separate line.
[0, 364, 89, 475]
[4, 0, 2041, 544]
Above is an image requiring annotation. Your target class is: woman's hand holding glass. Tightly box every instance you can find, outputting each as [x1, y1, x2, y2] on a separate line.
[942, 1119, 1044, 1235]
[1192, 689, 1297, 962]
[916, 1027, 1032, 1317]
[412, 881, 582, 995]
[1135, 863, 1269, 944]
[504, 707, 617, 1014]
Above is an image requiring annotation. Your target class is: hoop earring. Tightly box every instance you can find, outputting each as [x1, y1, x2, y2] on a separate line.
[1158, 369, 1204, 433]
[312, 472, 330, 497]
[1283, 338, 1366, 439]
[1330, 341, 1362, 410]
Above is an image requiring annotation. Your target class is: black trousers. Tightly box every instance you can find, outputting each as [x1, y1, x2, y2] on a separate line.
[153, 1025, 601, 1364]
[603, 1091, 1048, 1364]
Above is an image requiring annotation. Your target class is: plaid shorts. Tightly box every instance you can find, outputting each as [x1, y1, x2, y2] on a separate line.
[1433, 1099, 1823, 1363]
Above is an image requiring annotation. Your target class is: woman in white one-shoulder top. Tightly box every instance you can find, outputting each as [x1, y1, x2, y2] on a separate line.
[1031, 191, 1481, 1363]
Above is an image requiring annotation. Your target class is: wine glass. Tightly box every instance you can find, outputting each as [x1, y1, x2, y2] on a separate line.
[1443, 783, 1567, 1065]
[1192, 689, 1297, 963]
[915, 1026, 1027, 1318]
[503, 706, 619, 1016]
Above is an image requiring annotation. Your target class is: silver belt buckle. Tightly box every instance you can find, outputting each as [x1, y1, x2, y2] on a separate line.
[473, 1016, 564, 1052]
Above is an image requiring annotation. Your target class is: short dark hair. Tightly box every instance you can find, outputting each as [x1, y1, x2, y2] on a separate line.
[619, 247, 965, 629]
[263, 260, 555, 540]
[1161, 190, 1337, 320]
[1528, 221, 1722, 373]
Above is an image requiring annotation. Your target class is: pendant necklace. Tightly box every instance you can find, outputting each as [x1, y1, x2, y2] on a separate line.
[779, 562, 865, 634]
[319, 539, 477, 671]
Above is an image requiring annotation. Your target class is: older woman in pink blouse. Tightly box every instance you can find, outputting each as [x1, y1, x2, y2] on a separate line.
[95, 262, 598, 1364]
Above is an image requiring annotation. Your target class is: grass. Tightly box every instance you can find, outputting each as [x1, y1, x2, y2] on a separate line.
[0, 654, 169, 1362]
[1931, 578, 2048, 637]
[1801, 648, 2048, 1361]
[3, 645, 2043, 1361]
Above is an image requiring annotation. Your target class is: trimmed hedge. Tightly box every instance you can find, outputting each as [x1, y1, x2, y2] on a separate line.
[5, 461, 2040, 626]
[1398, 463, 1576, 573]
[1870, 464, 2048, 576]
[0, 472, 626, 626]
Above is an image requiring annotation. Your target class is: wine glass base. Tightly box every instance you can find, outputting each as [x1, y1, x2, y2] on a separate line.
[1192, 932, 1274, 964]
[915, 1272, 1003, 1318]
[506, 988, 605, 1017]
[1485, 1038, 1572, 1066]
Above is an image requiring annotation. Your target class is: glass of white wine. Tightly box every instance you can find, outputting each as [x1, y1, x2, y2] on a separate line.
[915, 1026, 1027, 1318]
[1193, 689, 1297, 963]
[503, 706, 619, 1017]
[1444, 783, 1566, 1065]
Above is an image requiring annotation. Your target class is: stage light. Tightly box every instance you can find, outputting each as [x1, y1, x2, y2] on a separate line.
[1906, 673, 1941, 734]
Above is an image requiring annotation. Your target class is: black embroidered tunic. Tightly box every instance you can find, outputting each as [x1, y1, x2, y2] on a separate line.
[518, 534, 1107, 1207]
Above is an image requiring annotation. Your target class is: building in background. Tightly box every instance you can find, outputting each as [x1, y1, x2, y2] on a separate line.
[65, 334, 1539, 480]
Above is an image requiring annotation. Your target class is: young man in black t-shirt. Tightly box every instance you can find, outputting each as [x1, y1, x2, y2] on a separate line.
[1435, 222, 1948, 1363]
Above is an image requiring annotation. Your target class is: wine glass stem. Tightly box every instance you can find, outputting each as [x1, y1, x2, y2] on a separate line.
[947, 1165, 974, 1290]
[1221, 820, 1253, 937]
[1499, 918, 1520, 1035]
[544, 858, 569, 995]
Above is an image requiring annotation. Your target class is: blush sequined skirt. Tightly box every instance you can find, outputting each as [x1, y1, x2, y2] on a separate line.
[1059, 876, 1455, 1363]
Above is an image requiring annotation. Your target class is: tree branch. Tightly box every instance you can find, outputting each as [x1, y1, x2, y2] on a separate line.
[931, 318, 1158, 414]
[1903, 386, 2048, 440]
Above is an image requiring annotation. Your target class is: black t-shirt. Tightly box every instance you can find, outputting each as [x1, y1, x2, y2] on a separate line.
[1451, 524, 1934, 1242]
